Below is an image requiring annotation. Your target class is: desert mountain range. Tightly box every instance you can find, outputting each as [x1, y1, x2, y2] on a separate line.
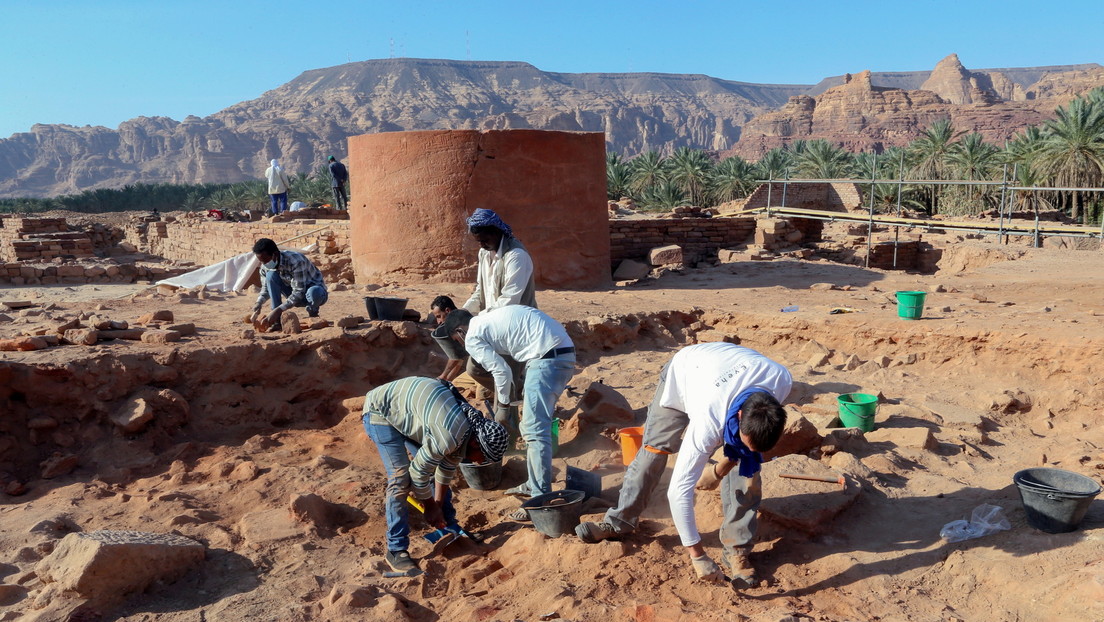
[1, 55, 1101, 198]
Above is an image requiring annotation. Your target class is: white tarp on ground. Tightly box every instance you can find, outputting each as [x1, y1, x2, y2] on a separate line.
[155, 244, 317, 292]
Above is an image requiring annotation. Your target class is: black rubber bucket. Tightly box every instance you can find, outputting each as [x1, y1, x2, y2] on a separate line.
[374, 296, 409, 321]
[1013, 467, 1101, 533]
[521, 490, 586, 538]
[363, 296, 380, 320]
[432, 324, 467, 360]
[565, 466, 602, 500]
[459, 460, 503, 491]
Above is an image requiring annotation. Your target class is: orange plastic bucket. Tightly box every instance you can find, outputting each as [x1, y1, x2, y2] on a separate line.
[618, 426, 645, 466]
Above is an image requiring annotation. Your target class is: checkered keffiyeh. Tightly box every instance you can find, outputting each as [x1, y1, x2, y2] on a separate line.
[440, 380, 509, 463]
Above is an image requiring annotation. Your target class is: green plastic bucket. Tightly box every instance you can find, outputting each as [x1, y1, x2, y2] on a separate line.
[551, 418, 561, 456]
[837, 393, 878, 432]
[896, 291, 927, 320]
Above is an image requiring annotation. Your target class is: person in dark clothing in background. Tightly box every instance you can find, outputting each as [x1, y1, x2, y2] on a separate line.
[328, 156, 349, 210]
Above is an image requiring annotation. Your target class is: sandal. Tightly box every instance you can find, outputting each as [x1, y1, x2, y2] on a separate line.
[507, 507, 531, 522]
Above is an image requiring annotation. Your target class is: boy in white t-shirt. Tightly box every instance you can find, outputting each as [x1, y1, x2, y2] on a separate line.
[575, 343, 791, 586]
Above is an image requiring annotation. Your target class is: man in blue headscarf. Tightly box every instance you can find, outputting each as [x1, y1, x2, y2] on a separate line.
[575, 343, 791, 587]
[458, 208, 537, 447]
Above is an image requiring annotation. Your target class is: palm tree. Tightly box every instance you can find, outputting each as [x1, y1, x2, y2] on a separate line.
[606, 154, 633, 200]
[667, 147, 713, 206]
[794, 140, 853, 179]
[642, 180, 687, 210]
[907, 118, 963, 215]
[945, 133, 1001, 212]
[629, 151, 669, 197]
[1035, 95, 1104, 223]
[755, 148, 794, 181]
[708, 156, 758, 204]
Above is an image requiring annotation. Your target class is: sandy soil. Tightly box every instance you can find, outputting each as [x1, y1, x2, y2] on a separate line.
[1, 235, 1103, 622]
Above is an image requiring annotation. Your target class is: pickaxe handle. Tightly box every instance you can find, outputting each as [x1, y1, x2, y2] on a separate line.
[779, 472, 845, 486]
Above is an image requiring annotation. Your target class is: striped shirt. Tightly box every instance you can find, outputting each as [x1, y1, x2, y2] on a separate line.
[362, 377, 472, 499]
[253, 250, 326, 312]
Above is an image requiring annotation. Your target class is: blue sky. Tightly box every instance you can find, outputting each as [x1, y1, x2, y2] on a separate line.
[2, 0, 1101, 138]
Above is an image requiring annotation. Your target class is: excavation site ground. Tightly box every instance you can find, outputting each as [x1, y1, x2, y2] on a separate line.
[1, 236, 1103, 622]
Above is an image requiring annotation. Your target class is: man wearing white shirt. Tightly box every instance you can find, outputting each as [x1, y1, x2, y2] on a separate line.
[459, 208, 538, 438]
[442, 305, 575, 520]
[575, 343, 791, 586]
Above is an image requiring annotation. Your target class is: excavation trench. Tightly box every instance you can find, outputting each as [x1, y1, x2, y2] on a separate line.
[2, 308, 1096, 488]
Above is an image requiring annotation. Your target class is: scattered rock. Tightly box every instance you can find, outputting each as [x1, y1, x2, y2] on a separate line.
[576, 382, 636, 426]
[112, 397, 155, 434]
[0, 336, 50, 351]
[337, 316, 363, 329]
[40, 454, 79, 479]
[141, 330, 182, 344]
[136, 310, 174, 324]
[282, 311, 302, 335]
[763, 414, 822, 459]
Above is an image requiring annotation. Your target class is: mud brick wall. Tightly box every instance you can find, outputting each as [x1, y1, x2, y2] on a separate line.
[0, 262, 193, 286]
[609, 217, 756, 263]
[125, 221, 351, 266]
[744, 182, 863, 211]
[0, 217, 94, 262]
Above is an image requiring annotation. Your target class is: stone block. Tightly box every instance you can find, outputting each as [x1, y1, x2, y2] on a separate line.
[0, 336, 50, 351]
[164, 323, 195, 336]
[141, 330, 182, 344]
[761, 455, 861, 535]
[33, 530, 204, 613]
[864, 427, 938, 451]
[63, 329, 99, 346]
[337, 316, 363, 329]
[136, 310, 174, 324]
[282, 311, 302, 335]
[612, 259, 650, 280]
[648, 245, 683, 266]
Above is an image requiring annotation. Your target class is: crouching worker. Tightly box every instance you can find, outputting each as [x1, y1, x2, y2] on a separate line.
[249, 238, 328, 331]
[363, 377, 509, 573]
[575, 343, 791, 586]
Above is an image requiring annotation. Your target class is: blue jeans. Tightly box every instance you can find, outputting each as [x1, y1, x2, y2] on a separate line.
[269, 192, 288, 214]
[265, 270, 328, 317]
[521, 354, 576, 495]
[364, 418, 457, 552]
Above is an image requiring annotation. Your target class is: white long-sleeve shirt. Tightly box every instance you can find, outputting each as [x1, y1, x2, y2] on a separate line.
[464, 305, 573, 405]
[661, 343, 792, 547]
[462, 237, 534, 314]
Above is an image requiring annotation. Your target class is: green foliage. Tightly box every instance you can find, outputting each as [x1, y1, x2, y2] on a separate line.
[607, 154, 633, 200]
[794, 140, 854, 179]
[0, 161, 343, 216]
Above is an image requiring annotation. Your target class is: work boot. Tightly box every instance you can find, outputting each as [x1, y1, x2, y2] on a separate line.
[385, 550, 416, 572]
[575, 520, 620, 543]
[722, 549, 758, 587]
[504, 483, 532, 498]
[267, 322, 282, 333]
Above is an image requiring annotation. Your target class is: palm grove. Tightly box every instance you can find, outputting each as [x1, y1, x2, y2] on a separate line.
[1, 88, 1102, 224]
[608, 87, 1104, 224]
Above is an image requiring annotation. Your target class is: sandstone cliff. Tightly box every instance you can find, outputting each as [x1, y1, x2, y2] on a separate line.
[0, 59, 807, 198]
[731, 57, 1104, 158]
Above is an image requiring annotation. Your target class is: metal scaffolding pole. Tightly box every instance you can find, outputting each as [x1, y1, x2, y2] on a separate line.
[893, 150, 905, 269]
[865, 152, 877, 269]
[781, 172, 789, 209]
[766, 172, 773, 216]
[997, 164, 1009, 244]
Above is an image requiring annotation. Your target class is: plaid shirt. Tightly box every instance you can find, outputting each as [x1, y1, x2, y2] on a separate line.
[253, 250, 325, 311]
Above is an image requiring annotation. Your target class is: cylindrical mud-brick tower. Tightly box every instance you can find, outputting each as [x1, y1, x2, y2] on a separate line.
[347, 129, 610, 288]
